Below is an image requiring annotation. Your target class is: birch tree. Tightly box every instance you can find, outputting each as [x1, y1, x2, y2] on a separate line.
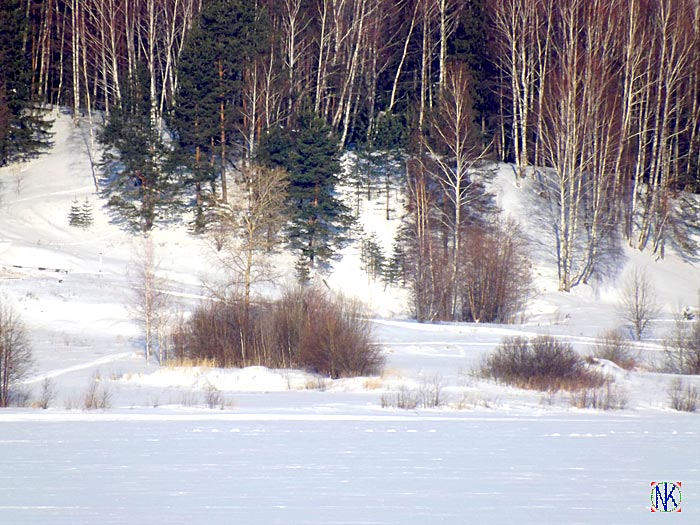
[540, 0, 621, 291]
[490, 0, 539, 177]
[424, 62, 489, 318]
[213, 164, 289, 312]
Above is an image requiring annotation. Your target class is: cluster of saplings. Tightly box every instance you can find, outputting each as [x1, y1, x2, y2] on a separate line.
[171, 287, 383, 379]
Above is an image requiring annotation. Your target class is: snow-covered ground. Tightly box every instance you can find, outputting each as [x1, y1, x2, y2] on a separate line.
[0, 112, 699, 523]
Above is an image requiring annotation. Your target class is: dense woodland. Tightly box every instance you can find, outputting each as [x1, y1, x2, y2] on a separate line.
[2, 0, 700, 322]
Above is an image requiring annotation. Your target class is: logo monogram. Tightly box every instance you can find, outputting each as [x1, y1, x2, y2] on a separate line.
[650, 482, 682, 512]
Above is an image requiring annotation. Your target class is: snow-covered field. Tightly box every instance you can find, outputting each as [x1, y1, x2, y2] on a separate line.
[0, 111, 699, 523]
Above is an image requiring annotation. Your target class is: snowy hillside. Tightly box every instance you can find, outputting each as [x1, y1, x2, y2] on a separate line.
[0, 112, 699, 523]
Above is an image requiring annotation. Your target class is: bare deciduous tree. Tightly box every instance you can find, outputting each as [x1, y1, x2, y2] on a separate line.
[618, 267, 661, 341]
[131, 234, 172, 363]
[663, 304, 700, 375]
[539, 0, 620, 291]
[212, 163, 289, 312]
[460, 219, 531, 323]
[0, 300, 33, 407]
[424, 62, 489, 319]
[491, 0, 543, 177]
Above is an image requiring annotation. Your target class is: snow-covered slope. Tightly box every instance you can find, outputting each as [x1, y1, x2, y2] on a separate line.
[0, 112, 698, 523]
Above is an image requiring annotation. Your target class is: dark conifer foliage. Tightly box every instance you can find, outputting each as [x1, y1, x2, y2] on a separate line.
[169, 0, 268, 225]
[258, 110, 353, 276]
[449, 0, 497, 140]
[0, 0, 51, 166]
[99, 68, 177, 232]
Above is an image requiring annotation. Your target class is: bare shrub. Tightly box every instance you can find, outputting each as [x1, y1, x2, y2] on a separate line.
[268, 287, 384, 378]
[296, 289, 381, 378]
[6, 389, 31, 407]
[618, 267, 661, 340]
[10, 163, 26, 196]
[36, 377, 56, 409]
[381, 377, 447, 410]
[82, 371, 112, 410]
[381, 385, 419, 410]
[172, 298, 262, 368]
[668, 378, 700, 412]
[480, 335, 607, 391]
[177, 390, 200, 407]
[399, 212, 531, 324]
[460, 220, 532, 323]
[569, 384, 628, 410]
[203, 381, 224, 409]
[663, 311, 700, 375]
[593, 329, 637, 370]
[173, 287, 383, 379]
[304, 377, 329, 391]
[417, 375, 446, 408]
[0, 300, 33, 407]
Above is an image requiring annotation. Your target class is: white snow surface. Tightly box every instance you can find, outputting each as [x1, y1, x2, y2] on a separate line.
[0, 112, 698, 523]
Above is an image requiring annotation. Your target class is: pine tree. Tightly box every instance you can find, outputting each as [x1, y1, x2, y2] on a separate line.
[384, 237, 408, 287]
[68, 198, 84, 228]
[0, 0, 51, 166]
[448, 0, 498, 138]
[169, 0, 268, 227]
[80, 198, 93, 228]
[99, 67, 177, 232]
[258, 110, 353, 275]
[360, 232, 385, 281]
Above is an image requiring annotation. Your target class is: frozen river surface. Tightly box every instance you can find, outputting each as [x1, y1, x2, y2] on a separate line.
[1, 411, 697, 524]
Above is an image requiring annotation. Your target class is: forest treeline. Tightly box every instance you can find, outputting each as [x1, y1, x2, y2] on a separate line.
[3, 0, 700, 319]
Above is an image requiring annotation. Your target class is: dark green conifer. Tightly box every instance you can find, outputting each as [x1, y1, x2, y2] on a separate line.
[448, 0, 498, 137]
[169, 0, 268, 229]
[80, 198, 94, 228]
[68, 198, 83, 228]
[99, 67, 177, 232]
[258, 109, 353, 275]
[0, 0, 52, 166]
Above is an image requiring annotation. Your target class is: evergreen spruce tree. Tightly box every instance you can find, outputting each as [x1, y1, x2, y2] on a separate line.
[448, 0, 498, 137]
[68, 198, 84, 228]
[0, 0, 51, 166]
[80, 198, 94, 228]
[360, 232, 385, 281]
[99, 67, 177, 232]
[169, 0, 268, 229]
[258, 109, 353, 275]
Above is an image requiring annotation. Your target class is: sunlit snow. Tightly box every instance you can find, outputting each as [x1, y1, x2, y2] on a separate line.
[0, 112, 698, 524]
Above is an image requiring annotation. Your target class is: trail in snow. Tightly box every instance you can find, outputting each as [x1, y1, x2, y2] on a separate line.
[22, 352, 135, 384]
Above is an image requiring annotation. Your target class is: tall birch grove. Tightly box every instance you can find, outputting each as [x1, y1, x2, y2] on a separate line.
[11, 0, 700, 293]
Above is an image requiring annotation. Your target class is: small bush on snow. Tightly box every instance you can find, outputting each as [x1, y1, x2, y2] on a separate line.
[663, 314, 700, 375]
[380, 376, 446, 409]
[668, 378, 699, 412]
[569, 384, 628, 410]
[381, 386, 419, 410]
[203, 381, 224, 409]
[480, 335, 608, 392]
[82, 371, 112, 410]
[271, 287, 384, 379]
[593, 329, 637, 370]
[36, 377, 55, 409]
